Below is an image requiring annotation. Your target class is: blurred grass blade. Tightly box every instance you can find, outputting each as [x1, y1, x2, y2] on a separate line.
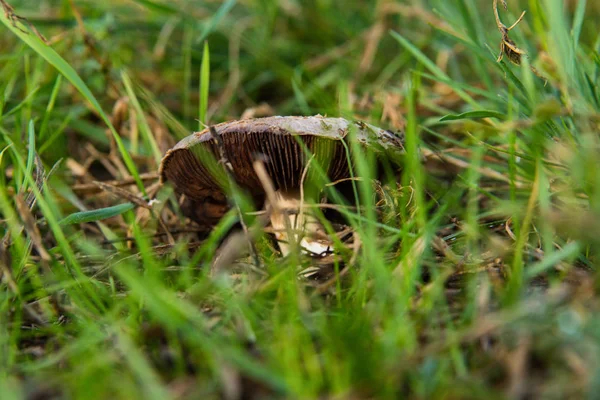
[130, 0, 180, 15]
[7, 136, 105, 311]
[0, 144, 12, 165]
[199, 41, 210, 128]
[0, 85, 40, 119]
[60, 202, 135, 225]
[292, 78, 311, 114]
[390, 31, 445, 79]
[525, 241, 582, 279]
[121, 71, 162, 164]
[584, 73, 600, 110]
[113, 328, 171, 400]
[21, 120, 36, 190]
[39, 74, 62, 140]
[0, 11, 147, 196]
[440, 110, 506, 121]
[196, 0, 237, 44]
[390, 30, 477, 108]
[572, 0, 586, 47]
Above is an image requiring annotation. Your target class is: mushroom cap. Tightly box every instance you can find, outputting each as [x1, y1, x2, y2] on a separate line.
[160, 115, 403, 206]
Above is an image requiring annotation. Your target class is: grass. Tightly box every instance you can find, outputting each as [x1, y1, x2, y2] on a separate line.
[0, 0, 599, 398]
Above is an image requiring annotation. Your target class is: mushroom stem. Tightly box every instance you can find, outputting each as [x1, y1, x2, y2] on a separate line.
[268, 190, 330, 257]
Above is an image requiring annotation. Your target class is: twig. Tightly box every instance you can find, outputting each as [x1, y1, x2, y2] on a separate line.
[93, 181, 150, 209]
[92, 180, 175, 245]
[72, 172, 158, 195]
[326, 176, 363, 186]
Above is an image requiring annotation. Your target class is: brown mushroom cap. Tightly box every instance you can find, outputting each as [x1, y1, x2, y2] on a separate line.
[159, 116, 403, 222]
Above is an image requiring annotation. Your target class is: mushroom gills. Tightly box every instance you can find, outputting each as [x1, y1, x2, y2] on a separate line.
[268, 190, 332, 257]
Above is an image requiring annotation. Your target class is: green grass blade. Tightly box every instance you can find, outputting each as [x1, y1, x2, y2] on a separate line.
[0, 85, 40, 120]
[59, 202, 135, 225]
[121, 71, 162, 164]
[39, 74, 62, 140]
[572, 0, 587, 47]
[112, 327, 171, 400]
[7, 135, 105, 312]
[130, 0, 181, 15]
[440, 110, 506, 121]
[0, 12, 147, 196]
[21, 120, 36, 190]
[525, 241, 582, 280]
[291, 78, 311, 114]
[390, 30, 478, 108]
[199, 41, 210, 128]
[196, 0, 237, 44]
[0, 144, 12, 165]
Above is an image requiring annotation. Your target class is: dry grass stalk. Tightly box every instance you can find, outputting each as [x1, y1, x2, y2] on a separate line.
[493, 0, 527, 65]
[72, 172, 159, 195]
[421, 147, 527, 188]
[1, 0, 47, 42]
[93, 180, 175, 245]
[253, 157, 296, 255]
[493, 0, 546, 82]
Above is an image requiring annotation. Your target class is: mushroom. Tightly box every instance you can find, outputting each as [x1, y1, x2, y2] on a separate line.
[159, 115, 403, 256]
